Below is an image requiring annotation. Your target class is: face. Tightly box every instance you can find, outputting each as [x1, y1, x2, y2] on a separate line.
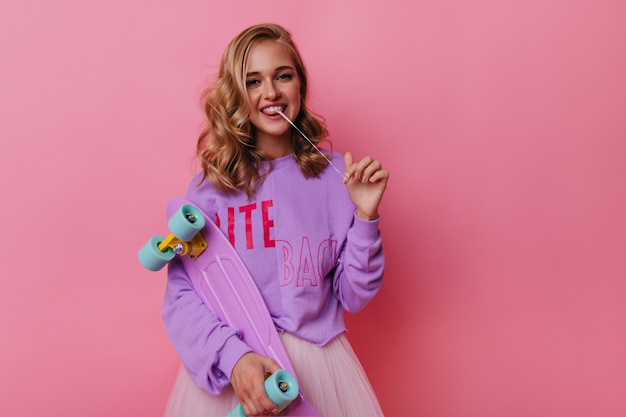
[245, 40, 301, 151]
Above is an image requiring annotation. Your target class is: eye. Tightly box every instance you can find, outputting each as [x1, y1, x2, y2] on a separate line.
[276, 73, 293, 82]
[246, 79, 260, 88]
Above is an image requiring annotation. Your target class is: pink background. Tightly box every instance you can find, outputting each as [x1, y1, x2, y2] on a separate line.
[1, 1, 625, 416]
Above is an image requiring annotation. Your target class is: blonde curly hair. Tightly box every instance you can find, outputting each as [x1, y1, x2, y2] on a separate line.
[196, 23, 331, 199]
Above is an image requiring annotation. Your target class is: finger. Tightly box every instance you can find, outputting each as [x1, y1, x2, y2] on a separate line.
[246, 392, 277, 416]
[344, 151, 354, 168]
[243, 387, 278, 417]
[343, 152, 355, 184]
[360, 159, 382, 183]
[257, 360, 282, 414]
[346, 155, 371, 183]
[352, 156, 374, 181]
[258, 355, 281, 375]
[369, 168, 390, 184]
[232, 354, 279, 416]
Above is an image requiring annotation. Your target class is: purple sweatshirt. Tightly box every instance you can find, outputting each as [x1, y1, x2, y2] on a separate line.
[161, 152, 384, 394]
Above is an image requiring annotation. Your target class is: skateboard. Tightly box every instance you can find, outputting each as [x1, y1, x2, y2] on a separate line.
[138, 197, 321, 417]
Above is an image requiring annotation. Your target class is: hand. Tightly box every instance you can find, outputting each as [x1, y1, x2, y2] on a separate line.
[343, 152, 389, 221]
[231, 352, 281, 416]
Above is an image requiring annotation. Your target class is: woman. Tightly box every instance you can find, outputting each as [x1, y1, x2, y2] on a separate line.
[162, 23, 388, 416]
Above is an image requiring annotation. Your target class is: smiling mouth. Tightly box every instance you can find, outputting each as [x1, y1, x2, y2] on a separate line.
[261, 105, 286, 115]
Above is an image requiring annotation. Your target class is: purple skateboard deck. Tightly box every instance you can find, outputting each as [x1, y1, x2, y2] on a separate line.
[166, 197, 321, 417]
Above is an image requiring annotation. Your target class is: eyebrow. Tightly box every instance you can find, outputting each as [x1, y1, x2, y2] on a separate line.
[246, 65, 295, 77]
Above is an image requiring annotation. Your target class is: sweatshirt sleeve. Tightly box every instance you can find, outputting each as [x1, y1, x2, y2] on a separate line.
[161, 256, 252, 394]
[332, 214, 385, 313]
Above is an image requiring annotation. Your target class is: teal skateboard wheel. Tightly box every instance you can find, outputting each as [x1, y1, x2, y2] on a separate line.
[168, 204, 206, 242]
[227, 369, 299, 416]
[138, 235, 175, 271]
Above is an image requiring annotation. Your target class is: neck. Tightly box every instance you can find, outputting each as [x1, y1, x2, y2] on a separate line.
[257, 134, 293, 160]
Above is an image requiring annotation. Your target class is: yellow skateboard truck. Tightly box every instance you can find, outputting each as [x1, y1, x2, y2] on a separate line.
[157, 230, 208, 261]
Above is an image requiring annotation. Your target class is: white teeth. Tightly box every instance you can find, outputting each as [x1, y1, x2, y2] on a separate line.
[262, 106, 285, 114]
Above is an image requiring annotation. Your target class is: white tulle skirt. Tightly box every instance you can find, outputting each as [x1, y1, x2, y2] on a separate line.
[164, 332, 384, 417]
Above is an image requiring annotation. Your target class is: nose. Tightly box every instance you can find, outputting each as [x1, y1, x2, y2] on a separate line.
[263, 82, 280, 100]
